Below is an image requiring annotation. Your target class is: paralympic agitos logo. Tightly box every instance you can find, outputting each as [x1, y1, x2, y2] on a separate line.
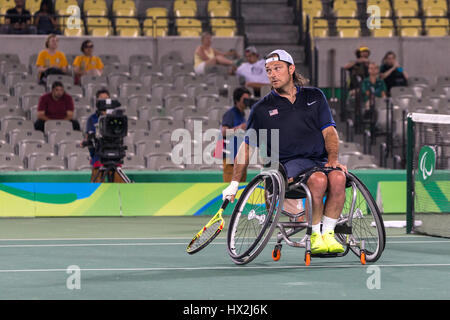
[417, 145, 436, 182]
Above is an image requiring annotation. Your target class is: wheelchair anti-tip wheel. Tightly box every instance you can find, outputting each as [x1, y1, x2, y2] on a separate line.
[227, 170, 285, 265]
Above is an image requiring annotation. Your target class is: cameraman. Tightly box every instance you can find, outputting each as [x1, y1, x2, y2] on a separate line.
[81, 89, 125, 183]
[221, 87, 251, 182]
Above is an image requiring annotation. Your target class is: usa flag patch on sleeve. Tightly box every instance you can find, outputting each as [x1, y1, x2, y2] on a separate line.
[269, 109, 278, 116]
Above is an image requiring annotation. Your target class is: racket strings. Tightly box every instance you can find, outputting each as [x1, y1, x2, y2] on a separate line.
[189, 220, 223, 251]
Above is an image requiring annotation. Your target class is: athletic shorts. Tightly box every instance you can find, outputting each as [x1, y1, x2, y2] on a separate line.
[281, 157, 327, 179]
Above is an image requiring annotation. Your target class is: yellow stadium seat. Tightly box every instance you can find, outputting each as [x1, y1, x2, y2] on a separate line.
[176, 18, 202, 36]
[336, 19, 360, 37]
[209, 7, 231, 17]
[311, 18, 328, 37]
[208, 0, 231, 11]
[84, 0, 107, 12]
[303, 0, 322, 11]
[0, 7, 8, 24]
[396, 7, 418, 17]
[64, 26, 85, 36]
[397, 18, 422, 36]
[211, 18, 236, 36]
[367, 0, 391, 8]
[393, 0, 419, 11]
[335, 8, 357, 18]
[424, 7, 447, 17]
[371, 18, 394, 37]
[146, 7, 168, 18]
[90, 27, 113, 36]
[55, 0, 79, 12]
[425, 17, 449, 36]
[143, 18, 168, 37]
[334, 0, 357, 10]
[115, 8, 136, 17]
[85, 8, 108, 17]
[26, 0, 41, 13]
[423, 0, 447, 9]
[175, 8, 197, 18]
[174, 0, 197, 11]
[0, 0, 16, 9]
[87, 16, 112, 35]
[118, 28, 140, 37]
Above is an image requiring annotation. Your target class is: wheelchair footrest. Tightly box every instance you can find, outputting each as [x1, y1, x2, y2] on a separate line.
[310, 252, 346, 258]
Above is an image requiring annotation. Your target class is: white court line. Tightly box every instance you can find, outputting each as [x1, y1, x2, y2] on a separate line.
[0, 239, 447, 248]
[0, 263, 449, 273]
[0, 235, 438, 242]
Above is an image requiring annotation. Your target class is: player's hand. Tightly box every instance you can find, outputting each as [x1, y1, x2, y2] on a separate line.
[325, 161, 348, 174]
[222, 181, 239, 203]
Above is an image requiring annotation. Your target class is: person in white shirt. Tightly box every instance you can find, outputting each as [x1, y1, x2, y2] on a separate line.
[236, 46, 270, 95]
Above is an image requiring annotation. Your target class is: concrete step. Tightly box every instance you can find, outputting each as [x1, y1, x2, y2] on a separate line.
[241, 5, 295, 24]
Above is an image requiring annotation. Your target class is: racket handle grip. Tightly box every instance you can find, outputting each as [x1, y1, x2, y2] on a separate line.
[221, 198, 230, 209]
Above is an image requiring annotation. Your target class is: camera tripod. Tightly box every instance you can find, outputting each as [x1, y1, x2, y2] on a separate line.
[91, 164, 132, 183]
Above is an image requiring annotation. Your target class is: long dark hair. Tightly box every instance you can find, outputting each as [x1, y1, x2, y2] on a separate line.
[39, 0, 55, 15]
[382, 51, 396, 66]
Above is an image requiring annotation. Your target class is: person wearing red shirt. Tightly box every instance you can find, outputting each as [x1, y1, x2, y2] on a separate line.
[34, 81, 80, 132]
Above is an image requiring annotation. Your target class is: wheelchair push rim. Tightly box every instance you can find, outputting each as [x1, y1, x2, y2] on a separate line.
[227, 170, 284, 265]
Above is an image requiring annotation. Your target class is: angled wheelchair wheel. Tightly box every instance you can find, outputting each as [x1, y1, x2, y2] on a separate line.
[337, 172, 386, 263]
[227, 170, 285, 265]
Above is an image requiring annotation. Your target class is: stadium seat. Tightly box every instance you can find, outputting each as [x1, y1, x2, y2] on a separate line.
[0, 143, 15, 158]
[143, 8, 169, 37]
[208, 0, 231, 13]
[423, 0, 447, 17]
[116, 18, 140, 37]
[176, 18, 202, 36]
[87, 17, 113, 36]
[371, 18, 395, 37]
[333, 0, 357, 18]
[425, 18, 449, 36]
[393, 0, 419, 17]
[174, 0, 197, 18]
[211, 18, 236, 37]
[346, 154, 379, 169]
[48, 130, 83, 147]
[67, 153, 91, 170]
[44, 120, 74, 136]
[122, 155, 146, 170]
[397, 18, 422, 36]
[55, 0, 78, 12]
[33, 155, 66, 171]
[336, 19, 361, 37]
[85, 8, 108, 18]
[84, 0, 107, 12]
[311, 18, 328, 37]
[113, 0, 137, 16]
[9, 130, 45, 150]
[0, 155, 24, 171]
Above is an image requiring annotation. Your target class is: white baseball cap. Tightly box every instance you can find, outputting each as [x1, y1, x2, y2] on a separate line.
[265, 49, 294, 65]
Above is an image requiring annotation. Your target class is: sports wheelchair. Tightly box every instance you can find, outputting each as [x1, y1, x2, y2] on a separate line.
[226, 165, 386, 266]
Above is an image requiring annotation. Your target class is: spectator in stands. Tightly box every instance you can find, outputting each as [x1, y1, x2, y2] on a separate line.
[380, 51, 408, 96]
[194, 32, 235, 75]
[221, 87, 251, 182]
[73, 40, 104, 85]
[35, 34, 68, 84]
[33, 0, 60, 35]
[235, 46, 271, 96]
[361, 62, 387, 117]
[0, 0, 36, 34]
[344, 46, 371, 94]
[34, 81, 80, 132]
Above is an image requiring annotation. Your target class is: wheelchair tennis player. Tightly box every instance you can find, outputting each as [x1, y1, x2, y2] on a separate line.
[222, 49, 347, 255]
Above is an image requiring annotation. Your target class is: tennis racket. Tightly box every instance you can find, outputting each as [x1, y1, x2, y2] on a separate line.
[186, 199, 229, 254]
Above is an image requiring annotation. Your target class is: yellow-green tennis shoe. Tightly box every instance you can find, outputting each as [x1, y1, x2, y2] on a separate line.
[322, 231, 345, 253]
[310, 232, 328, 254]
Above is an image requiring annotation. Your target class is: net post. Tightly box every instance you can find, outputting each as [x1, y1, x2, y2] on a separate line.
[406, 114, 414, 234]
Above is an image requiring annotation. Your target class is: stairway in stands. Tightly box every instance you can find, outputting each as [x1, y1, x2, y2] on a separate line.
[240, 0, 310, 77]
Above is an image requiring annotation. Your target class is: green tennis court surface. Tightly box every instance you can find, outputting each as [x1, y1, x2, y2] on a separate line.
[0, 215, 448, 300]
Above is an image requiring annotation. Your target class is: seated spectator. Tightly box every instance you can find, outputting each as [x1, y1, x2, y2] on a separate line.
[34, 0, 60, 35]
[34, 81, 80, 132]
[0, 0, 36, 34]
[344, 46, 371, 94]
[361, 62, 387, 116]
[221, 87, 251, 182]
[194, 32, 235, 75]
[35, 34, 68, 84]
[380, 51, 408, 96]
[235, 46, 270, 96]
[73, 40, 104, 85]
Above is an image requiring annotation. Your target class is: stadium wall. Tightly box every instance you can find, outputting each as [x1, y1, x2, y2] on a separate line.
[0, 35, 244, 66]
[315, 37, 450, 88]
[0, 170, 416, 217]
